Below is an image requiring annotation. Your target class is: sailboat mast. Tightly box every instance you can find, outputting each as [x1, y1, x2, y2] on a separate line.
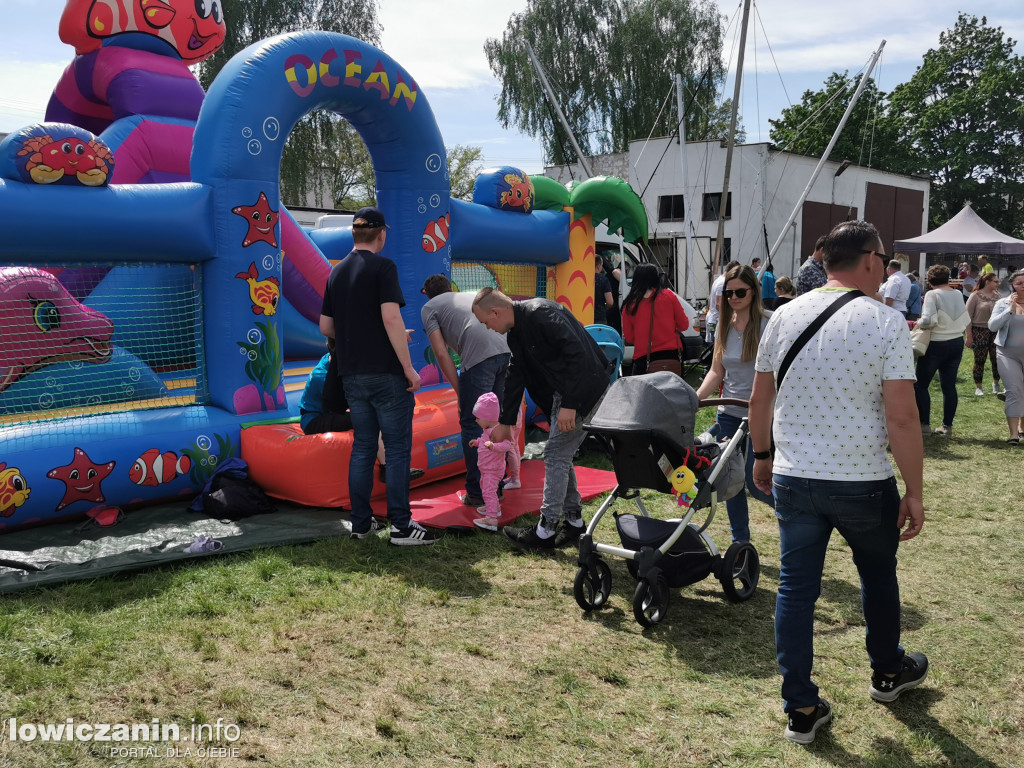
[713, 0, 752, 277]
[676, 73, 696, 302]
[766, 40, 887, 262]
[525, 41, 594, 178]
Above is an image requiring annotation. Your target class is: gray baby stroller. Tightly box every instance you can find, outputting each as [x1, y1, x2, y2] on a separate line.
[576, 371, 760, 627]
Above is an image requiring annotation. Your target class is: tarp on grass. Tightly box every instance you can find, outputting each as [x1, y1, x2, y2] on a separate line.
[0, 461, 616, 592]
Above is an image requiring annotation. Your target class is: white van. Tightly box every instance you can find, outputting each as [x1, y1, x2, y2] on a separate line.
[315, 213, 354, 229]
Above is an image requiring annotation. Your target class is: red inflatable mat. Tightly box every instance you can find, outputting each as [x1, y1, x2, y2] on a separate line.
[371, 459, 617, 529]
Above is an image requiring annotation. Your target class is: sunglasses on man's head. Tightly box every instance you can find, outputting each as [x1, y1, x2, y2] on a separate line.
[723, 288, 749, 299]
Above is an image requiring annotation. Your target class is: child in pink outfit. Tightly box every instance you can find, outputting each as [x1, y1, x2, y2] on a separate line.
[469, 392, 515, 531]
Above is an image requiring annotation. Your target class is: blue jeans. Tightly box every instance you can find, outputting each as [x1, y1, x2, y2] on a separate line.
[708, 411, 773, 542]
[458, 353, 511, 499]
[915, 337, 964, 427]
[343, 374, 415, 530]
[772, 474, 906, 712]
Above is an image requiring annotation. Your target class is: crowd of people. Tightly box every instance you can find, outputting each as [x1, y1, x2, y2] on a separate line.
[309, 206, 1021, 744]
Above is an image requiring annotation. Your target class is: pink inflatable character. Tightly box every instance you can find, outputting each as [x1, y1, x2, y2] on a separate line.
[0, 267, 114, 393]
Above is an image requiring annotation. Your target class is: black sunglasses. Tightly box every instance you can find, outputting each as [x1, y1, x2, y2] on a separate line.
[861, 249, 888, 265]
[723, 288, 749, 299]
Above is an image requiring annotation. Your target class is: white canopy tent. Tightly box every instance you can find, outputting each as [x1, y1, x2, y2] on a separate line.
[894, 204, 1024, 274]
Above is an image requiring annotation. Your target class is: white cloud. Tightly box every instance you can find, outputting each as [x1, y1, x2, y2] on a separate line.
[378, 0, 528, 89]
[720, 0, 1024, 76]
[0, 61, 66, 134]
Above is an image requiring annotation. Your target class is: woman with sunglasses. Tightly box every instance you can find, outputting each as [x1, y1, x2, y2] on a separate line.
[695, 264, 773, 542]
[621, 263, 690, 375]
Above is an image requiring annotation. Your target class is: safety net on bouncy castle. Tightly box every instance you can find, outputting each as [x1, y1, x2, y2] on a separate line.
[0, 262, 208, 432]
[451, 262, 553, 300]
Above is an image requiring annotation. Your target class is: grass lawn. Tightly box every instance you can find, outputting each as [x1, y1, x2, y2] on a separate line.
[1, 355, 1021, 767]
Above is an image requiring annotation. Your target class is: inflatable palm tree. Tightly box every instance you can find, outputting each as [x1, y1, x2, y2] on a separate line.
[531, 175, 648, 325]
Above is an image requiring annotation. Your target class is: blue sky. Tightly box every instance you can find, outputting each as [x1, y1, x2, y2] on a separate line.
[1, 0, 1021, 176]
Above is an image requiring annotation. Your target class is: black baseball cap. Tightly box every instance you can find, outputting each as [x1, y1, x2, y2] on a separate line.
[352, 206, 390, 230]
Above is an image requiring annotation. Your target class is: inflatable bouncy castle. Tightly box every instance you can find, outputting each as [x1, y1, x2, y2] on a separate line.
[0, 6, 647, 533]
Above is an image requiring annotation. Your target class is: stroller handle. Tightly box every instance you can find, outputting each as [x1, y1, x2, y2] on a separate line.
[698, 397, 749, 408]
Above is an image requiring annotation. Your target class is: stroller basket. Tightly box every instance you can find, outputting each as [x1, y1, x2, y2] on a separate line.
[615, 513, 715, 588]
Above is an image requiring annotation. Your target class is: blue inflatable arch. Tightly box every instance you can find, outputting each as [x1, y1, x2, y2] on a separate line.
[193, 31, 451, 412]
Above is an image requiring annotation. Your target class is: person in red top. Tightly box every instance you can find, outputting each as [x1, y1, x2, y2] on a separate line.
[621, 264, 690, 374]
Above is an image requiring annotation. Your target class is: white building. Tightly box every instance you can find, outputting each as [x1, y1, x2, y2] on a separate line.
[546, 138, 931, 301]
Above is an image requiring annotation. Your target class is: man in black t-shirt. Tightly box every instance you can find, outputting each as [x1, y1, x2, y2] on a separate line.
[319, 207, 437, 546]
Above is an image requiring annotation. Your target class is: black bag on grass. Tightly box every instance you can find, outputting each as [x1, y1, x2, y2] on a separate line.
[189, 457, 277, 520]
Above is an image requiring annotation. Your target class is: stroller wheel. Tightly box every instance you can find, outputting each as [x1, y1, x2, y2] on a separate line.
[632, 575, 669, 627]
[720, 541, 760, 602]
[573, 560, 612, 611]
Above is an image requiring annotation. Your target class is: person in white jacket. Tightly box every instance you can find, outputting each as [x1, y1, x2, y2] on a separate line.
[914, 265, 969, 437]
[988, 269, 1024, 444]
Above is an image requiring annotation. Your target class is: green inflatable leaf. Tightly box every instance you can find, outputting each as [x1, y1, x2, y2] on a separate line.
[529, 174, 570, 210]
[568, 176, 649, 243]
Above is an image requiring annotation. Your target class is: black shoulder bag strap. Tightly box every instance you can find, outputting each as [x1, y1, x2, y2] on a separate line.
[776, 290, 865, 391]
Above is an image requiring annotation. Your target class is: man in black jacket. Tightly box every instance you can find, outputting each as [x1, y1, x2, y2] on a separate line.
[473, 288, 610, 551]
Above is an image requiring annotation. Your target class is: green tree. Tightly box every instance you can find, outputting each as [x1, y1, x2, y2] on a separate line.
[887, 14, 1024, 235]
[447, 145, 485, 201]
[768, 72, 900, 170]
[328, 143, 484, 210]
[195, 0, 383, 208]
[485, 0, 728, 166]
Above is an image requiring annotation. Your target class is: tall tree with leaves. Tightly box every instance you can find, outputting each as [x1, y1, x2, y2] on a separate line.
[887, 14, 1024, 236]
[768, 72, 901, 170]
[195, 0, 384, 208]
[485, 0, 727, 166]
[333, 143, 484, 209]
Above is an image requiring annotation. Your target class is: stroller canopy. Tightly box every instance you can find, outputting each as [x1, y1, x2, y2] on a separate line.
[585, 372, 700, 451]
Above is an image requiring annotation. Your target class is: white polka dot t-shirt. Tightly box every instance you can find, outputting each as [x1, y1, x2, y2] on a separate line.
[755, 288, 916, 481]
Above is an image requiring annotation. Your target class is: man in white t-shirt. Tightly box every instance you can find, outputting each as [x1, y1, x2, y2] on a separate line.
[705, 260, 739, 342]
[881, 260, 912, 317]
[747, 220, 927, 745]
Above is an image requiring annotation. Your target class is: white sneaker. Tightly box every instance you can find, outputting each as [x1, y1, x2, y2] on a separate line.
[975, 387, 985, 397]
[921, 424, 932, 436]
[503, 479, 521, 490]
[994, 382, 1001, 395]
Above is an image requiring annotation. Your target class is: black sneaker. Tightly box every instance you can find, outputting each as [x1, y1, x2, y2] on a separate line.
[460, 493, 485, 507]
[388, 522, 439, 546]
[410, 468, 426, 481]
[870, 652, 929, 702]
[784, 699, 832, 745]
[350, 519, 384, 540]
[553, 520, 586, 548]
[503, 524, 557, 552]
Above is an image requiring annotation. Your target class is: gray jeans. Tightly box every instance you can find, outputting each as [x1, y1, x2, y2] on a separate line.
[539, 392, 598, 532]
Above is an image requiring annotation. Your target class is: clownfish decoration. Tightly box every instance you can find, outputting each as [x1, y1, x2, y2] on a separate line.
[235, 262, 280, 316]
[421, 213, 450, 253]
[129, 448, 192, 487]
